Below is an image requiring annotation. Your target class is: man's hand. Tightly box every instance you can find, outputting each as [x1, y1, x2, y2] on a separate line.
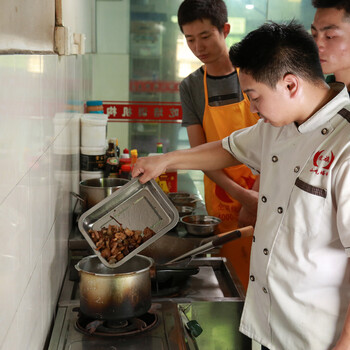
[132, 154, 167, 184]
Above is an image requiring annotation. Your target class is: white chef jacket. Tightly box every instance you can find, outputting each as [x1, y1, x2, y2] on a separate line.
[222, 83, 350, 350]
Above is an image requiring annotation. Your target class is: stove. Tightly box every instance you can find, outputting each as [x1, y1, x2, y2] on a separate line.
[49, 301, 189, 349]
[47, 223, 251, 349]
[49, 299, 251, 350]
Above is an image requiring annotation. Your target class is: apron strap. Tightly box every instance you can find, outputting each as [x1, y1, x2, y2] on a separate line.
[203, 66, 209, 106]
[203, 66, 249, 106]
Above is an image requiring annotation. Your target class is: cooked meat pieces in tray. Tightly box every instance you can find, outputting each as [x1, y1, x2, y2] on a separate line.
[88, 224, 156, 264]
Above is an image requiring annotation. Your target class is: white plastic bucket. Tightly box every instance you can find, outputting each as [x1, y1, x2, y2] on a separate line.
[81, 114, 108, 148]
[80, 170, 104, 181]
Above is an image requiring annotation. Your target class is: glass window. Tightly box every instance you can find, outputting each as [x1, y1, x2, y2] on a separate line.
[96, 0, 317, 195]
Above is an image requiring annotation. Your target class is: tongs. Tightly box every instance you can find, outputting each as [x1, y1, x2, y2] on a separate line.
[166, 225, 254, 264]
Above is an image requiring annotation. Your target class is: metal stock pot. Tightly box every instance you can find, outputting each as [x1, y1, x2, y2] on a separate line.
[75, 255, 153, 321]
[78, 177, 129, 211]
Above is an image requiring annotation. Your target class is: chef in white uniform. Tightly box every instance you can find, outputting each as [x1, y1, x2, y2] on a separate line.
[132, 21, 350, 350]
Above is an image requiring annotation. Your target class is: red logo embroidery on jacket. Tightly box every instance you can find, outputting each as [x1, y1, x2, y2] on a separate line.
[310, 150, 334, 175]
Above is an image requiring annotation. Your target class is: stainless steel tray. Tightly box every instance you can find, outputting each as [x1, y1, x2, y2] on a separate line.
[78, 178, 179, 268]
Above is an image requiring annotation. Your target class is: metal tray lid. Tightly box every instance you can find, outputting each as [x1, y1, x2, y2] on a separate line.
[78, 178, 179, 268]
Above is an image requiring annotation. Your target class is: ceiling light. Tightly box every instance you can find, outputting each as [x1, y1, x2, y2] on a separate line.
[245, 1, 254, 10]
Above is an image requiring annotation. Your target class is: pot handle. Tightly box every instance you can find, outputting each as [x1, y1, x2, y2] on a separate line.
[149, 261, 157, 280]
[71, 191, 85, 203]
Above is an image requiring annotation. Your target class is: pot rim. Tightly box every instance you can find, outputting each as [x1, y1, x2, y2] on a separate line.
[75, 254, 154, 276]
[79, 177, 129, 189]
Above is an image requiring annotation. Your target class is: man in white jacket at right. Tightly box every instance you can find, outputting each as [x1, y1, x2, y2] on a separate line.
[132, 21, 350, 350]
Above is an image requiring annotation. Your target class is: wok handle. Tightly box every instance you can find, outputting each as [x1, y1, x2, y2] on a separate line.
[211, 230, 241, 247]
[212, 225, 254, 247]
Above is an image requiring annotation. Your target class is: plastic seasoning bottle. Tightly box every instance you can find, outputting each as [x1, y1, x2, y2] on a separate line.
[130, 149, 138, 167]
[121, 148, 130, 158]
[115, 139, 121, 158]
[120, 164, 132, 179]
[156, 142, 163, 154]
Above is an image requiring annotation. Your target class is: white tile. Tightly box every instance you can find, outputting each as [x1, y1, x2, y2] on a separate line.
[41, 228, 58, 338]
[41, 55, 58, 123]
[0, 51, 87, 350]
[16, 261, 44, 350]
[0, 176, 31, 345]
[56, 57, 67, 113]
[1, 315, 19, 350]
[0, 56, 25, 203]
[29, 149, 52, 270]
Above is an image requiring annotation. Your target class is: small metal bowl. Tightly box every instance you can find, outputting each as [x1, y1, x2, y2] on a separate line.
[180, 215, 222, 236]
[168, 192, 192, 201]
[171, 197, 199, 208]
[175, 205, 194, 217]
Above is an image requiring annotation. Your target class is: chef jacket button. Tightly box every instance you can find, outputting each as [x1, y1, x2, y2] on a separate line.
[253, 235, 255, 242]
[272, 155, 278, 162]
[250, 275, 255, 281]
[263, 248, 269, 255]
[294, 166, 300, 173]
[277, 207, 283, 214]
[321, 128, 329, 135]
[262, 287, 268, 294]
[261, 196, 267, 203]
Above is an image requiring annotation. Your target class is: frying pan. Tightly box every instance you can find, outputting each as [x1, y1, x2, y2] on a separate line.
[151, 226, 254, 289]
[166, 225, 254, 264]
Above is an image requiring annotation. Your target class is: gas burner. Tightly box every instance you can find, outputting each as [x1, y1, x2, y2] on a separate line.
[152, 282, 181, 297]
[74, 309, 158, 337]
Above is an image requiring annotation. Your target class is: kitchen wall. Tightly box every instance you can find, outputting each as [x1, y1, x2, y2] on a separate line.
[0, 0, 96, 347]
[0, 53, 93, 350]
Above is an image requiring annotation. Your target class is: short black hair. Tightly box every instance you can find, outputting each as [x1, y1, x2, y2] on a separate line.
[229, 21, 325, 88]
[177, 0, 228, 33]
[312, 0, 350, 18]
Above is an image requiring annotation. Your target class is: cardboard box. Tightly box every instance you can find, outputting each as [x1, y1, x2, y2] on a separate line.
[155, 171, 177, 193]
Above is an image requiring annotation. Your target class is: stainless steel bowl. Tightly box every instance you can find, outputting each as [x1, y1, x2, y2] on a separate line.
[180, 215, 222, 236]
[175, 205, 194, 217]
[168, 192, 192, 200]
[171, 197, 199, 208]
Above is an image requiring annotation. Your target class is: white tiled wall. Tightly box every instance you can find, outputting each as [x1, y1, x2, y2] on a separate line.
[0, 54, 91, 349]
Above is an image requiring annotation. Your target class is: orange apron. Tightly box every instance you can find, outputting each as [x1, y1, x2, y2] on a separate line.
[202, 66, 259, 290]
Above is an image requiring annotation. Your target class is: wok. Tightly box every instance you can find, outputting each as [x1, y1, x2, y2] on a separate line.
[150, 225, 254, 291]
